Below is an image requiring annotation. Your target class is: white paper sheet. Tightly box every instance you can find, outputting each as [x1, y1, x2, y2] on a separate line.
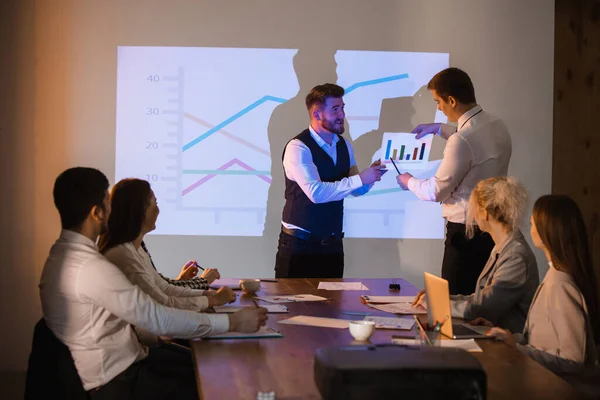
[361, 295, 415, 303]
[204, 326, 283, 340]
[278, 315, 350, 329]
[317, 282, 369, 290]
[368, 302, 427, 315]
[210, 278, 241, 290]
[364, 316, 414, 330]
[255, 294, 328, 304]
[213, 304, 288, 313]
[391, 338, 483, 352]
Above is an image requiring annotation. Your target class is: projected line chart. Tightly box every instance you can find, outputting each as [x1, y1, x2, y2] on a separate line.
[174, 72, 409, 201]
[115, 47, 449, 237]
[141, 68, 411, 232]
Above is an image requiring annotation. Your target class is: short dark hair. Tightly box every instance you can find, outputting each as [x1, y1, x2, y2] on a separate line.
[53, 167, 109, 230]
[98, 178, 152, 254]
[305, 83, 345, 110]
[427, 67, 476, 104]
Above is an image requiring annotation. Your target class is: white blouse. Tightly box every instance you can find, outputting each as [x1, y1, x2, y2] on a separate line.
[104, 242, 210, 311]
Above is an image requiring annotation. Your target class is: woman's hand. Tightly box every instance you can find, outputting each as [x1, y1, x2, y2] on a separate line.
[177, 260, 199, 281]
[412, 289, 427, 308]
[486, 327, 518, 346]
[200, 268, 220, 284]
[469, 317, 493, 327]
[208, 287, 237, 307]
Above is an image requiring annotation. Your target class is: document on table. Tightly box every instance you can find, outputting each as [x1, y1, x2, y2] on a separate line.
[209, 278, 241, 290]
[203, 326, 283, 340]
[361, 295, 415, 303]
[213, 304, 288, 313]
[318, 282, 369, 290]
[368, 302, 427, 315]
[278, 315, 350, 329]
[364, 316, 414, 330]
[255, 294, 328, 304]
[391, 338, 483, 352]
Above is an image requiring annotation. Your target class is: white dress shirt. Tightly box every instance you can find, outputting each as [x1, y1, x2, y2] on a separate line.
[104, 242, 210, 311]
[407, 105, 512, 223]
[282, 125, 372, 232]
[39, 230, 229, 390]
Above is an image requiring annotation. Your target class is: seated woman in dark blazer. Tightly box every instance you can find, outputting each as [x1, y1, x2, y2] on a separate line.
[414, 177, 539, 334]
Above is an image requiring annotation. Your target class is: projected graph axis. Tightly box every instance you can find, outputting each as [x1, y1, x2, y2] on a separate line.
[159, 67, 185, 209]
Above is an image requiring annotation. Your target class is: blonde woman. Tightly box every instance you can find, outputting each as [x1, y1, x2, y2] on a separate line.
[415, 177, 539, 334]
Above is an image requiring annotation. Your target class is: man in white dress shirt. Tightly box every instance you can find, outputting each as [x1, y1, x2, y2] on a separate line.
[40, 167, 267, 399]
[275, 83, 385, 278]
[396, 68, 512, 295]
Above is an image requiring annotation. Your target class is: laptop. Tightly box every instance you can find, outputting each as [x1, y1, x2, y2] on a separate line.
[423, 272, 491, 340]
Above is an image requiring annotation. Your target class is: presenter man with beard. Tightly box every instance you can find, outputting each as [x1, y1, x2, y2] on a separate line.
[275, 83, 385, 278]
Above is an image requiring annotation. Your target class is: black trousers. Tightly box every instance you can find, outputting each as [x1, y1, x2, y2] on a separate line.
[442, 222, 495, 295]
[89, 345, 197, 400]
[275, 231, 344, 278]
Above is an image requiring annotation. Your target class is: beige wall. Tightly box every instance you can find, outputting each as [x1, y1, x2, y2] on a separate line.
[0, 0, 554, 371]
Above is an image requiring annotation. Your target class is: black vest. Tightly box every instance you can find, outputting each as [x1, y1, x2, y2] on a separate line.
[281, 129, 350, 237]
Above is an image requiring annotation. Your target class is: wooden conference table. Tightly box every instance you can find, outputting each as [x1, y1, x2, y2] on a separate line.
[191, 278, 585, 399]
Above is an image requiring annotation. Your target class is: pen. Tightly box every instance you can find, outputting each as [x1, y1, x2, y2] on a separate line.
[252, 299, 259, 308]
[193, 261, 205, 271]
[341, 311, 372, 316]
[414, 315, 432, 346]
[259, 279, 278, 283]
[434, 315, 449, 332]
[389, 158, 401, 175]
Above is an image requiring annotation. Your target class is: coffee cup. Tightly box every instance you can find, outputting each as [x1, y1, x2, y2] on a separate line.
[239, 279, 261, 294]
[348, 320, 375, 341]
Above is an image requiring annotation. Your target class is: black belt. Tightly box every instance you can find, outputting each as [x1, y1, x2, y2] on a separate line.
[281, 226, 344, 245]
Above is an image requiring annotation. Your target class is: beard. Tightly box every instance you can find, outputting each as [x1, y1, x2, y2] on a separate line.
[99, 220, 109, 236]
[322, 117, 345, 134]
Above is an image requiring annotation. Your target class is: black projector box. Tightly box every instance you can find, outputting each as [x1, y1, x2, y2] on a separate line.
[314, 344, 486, 400]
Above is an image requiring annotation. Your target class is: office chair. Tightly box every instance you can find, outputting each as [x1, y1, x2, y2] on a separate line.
[24, 318, 88, 400]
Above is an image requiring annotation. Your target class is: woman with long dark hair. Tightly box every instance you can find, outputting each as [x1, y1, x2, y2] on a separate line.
[98, 179, 236, 311]
[488, 194, 599, 374]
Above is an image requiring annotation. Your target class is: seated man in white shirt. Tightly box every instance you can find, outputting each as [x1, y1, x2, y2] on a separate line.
[40, 167, 268, 399]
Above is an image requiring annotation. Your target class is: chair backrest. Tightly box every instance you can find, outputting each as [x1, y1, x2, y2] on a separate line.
[24, 318, 88, 400]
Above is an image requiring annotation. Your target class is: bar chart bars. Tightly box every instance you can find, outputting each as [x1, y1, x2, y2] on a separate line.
[386, 141, 427, 162]
[381, 132, 432, 169]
